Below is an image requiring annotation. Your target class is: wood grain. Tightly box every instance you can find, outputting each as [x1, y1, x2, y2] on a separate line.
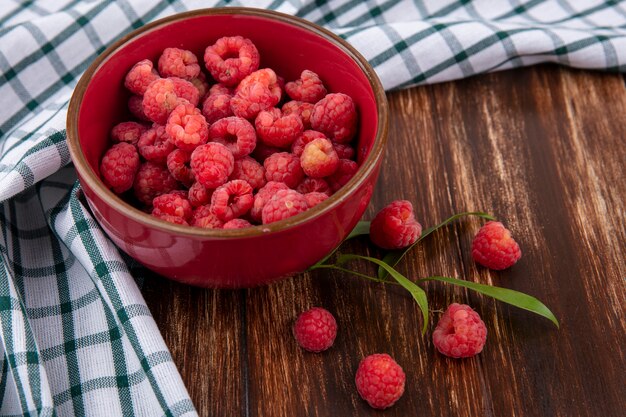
[143, 65, 626, 417]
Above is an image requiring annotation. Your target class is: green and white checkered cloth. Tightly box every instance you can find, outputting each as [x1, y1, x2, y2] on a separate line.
[0, 0, 624, 415]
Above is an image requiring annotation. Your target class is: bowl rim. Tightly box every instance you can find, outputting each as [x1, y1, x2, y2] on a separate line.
[66, 7, 388, 239]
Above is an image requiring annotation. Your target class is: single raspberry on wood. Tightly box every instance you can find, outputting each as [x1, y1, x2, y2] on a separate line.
[210, 179, 254, 222]
[100, 143, 140, 194]
[261, 189, 308, 224]
[285, 70, 327, 103]
[264, 152, 304, 188]
[111, 121, 147, 145]
[369, 200, 422, 250]
[209, 116, 256, 158]
[471, 221, 522, 270]
[230, 156, 266, 190]
[300, 138, 339, 178]
[355, 354, 405, 410]
[204, 36, 260, 86]
[255, 108, 303, 148]
[166, 149, 194, 186]
[158, 47, 200, 79]
[293, 307, 337, 352]
[310, 93, 357, 143]
[124, 59, 159, 95]
[282, 100, 314, 129]
[166, 103, 208, 151]
[137, 125, 176, 164]
[133, 162, 179, 206]
[190, 142, 235, 189]
[250, 181, 290, 222]
[433, 303, 487, 358]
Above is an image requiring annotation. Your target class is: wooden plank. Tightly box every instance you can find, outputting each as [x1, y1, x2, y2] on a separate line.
[146, 65, 626, 416]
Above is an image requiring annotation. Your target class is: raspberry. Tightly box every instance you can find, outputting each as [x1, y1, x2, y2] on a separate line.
[285, 70, 327, 103]
[255, 108, 303, 148]
[433, 303, 487, 358]
[252, 142, 281, 162]
[282, 100, 314, 129]
[133, 162, 179, 206]
[191, 205, 223, 229]
[189, 72, 209, 99]
[223, 218, 252, 229]
[201, 93, 233, 124]
[100, 143, 140, 194]
[190, 142, 235, 189]
[231, 69, 281, 119]
[188, 181, 213, 208]
[128, 95, 150, 121]
[333, 143, 355, 160]
[156, 214, 189, 225]
[125, 59, 159, 95]
[203, 36, 260, 86]
[471, 221, 522, 270]
[208, 83, 233, 96]
[166, 103, 208, 151]
[369, 200, 422, 250]
[326, 159, 358, 192]
[158, 48, 200, 79]
[250, 181, 290, 222]
[236, 68, 282, 103]
[300, 138, 339, 178]
[293, 307, 337, 352]
[355, 354, 405, 410]
[137, 125, 175, 164]
[209, 116, 256, 158]
[261, 189, 308, 224]
[210, 179, 254, 222]
[170, 77, 200, 107]
[166, 149, 194, 186]
[230, 156, 266, 190]
[304, 192, 329, 208]
[264, 152, 304, 188]
[142, 78, 186, 124]
[291, 130, 326, 157]
[111, 121, 147, 145]
[152, 192, 192, 221]
[296, 177, 331, 196]
[311, 93, 357, 143]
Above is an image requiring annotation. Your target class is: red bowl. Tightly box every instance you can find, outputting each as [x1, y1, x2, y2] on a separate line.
[67, 8, 388, 288]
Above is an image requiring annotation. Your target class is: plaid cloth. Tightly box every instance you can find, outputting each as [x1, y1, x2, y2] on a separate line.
[0, 0, 624, 415]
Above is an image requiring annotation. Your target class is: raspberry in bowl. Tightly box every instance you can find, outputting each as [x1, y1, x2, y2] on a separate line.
[67, 8, 388, 288]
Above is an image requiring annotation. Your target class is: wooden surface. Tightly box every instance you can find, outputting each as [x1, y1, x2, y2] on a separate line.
[143, 65, 626, 417]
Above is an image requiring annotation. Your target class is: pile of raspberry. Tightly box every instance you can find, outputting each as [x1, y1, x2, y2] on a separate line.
[100, 37, 359, 228]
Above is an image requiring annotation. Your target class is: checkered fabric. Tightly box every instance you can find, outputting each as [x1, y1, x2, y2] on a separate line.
[0, 0, 624, 415]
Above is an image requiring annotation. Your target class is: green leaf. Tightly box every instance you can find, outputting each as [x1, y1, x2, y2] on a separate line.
[337, 254, 430, 334]
[310, 221, 371, 269]
[347, 221, 371, 240]
[378, 212, 495, 279]
[418, 276, 559, 327]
